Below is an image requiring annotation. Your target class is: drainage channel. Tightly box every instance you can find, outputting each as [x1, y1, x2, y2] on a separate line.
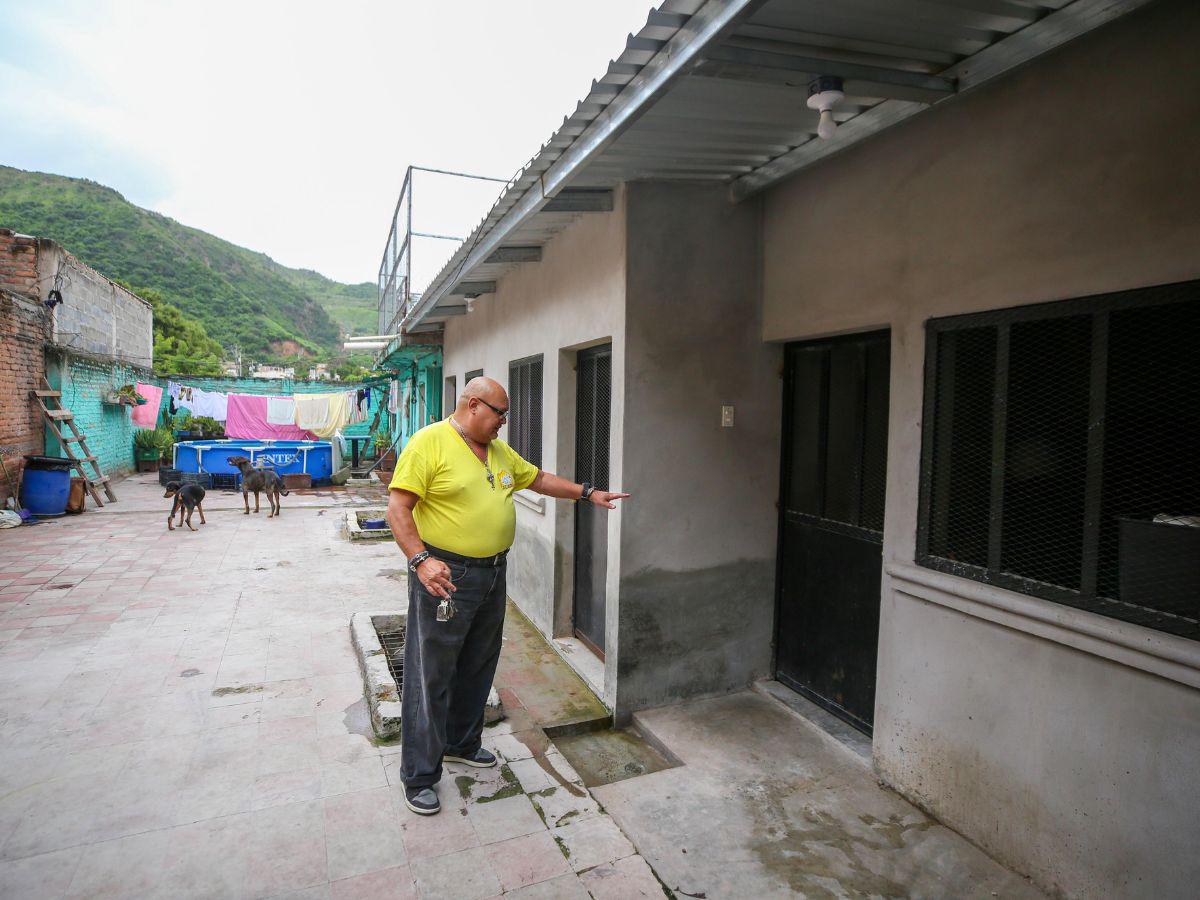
[376, 620, 405, 697]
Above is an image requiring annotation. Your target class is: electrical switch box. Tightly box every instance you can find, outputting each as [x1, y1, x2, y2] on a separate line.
[721, 405, 734, 427]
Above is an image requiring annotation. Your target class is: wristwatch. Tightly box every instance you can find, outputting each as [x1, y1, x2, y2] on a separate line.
[408, 550, 431, 573]
[580, 482, 595, 501]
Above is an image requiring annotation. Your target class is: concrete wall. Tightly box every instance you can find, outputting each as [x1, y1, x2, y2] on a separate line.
[760, 2, 1200, 896]
[36, 244, 153, 366]
[442, 186, 627, 699]
[617, 182, 780, 717]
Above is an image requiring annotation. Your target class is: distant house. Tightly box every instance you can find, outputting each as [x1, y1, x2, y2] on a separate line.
[250, 364, 294, 380]
[375, 2, 1199, 897]
[308, 363, 332, 381]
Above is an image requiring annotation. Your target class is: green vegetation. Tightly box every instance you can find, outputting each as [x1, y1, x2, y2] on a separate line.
[0, 166, 377, 361]
[123, 284, 225, 376]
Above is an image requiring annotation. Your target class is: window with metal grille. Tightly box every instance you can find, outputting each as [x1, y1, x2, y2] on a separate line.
[444, 376, 456, 416]
[918, 281, 1200, 640]
[508, 355, 543, 467]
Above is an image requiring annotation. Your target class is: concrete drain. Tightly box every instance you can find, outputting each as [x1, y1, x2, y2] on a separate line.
[349, 611, 504, 740]
[377, 621, 406, 696]
[345, 509, 391, 541]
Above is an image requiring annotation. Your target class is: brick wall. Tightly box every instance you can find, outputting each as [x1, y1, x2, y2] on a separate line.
[0, 230, 39, 297]
[0, 289, 48, 506]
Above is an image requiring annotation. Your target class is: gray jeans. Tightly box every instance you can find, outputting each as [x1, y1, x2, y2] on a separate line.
[400, 555, 507, 789]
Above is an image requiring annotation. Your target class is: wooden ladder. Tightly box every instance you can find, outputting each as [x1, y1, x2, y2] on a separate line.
[30, 377, 117, 507]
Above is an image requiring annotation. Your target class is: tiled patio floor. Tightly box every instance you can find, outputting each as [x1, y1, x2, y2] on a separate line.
[0, 474, 660, 899]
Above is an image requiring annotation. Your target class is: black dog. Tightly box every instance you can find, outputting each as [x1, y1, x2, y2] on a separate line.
[163, 481, 206, 532]
[226, 455, 289, 517]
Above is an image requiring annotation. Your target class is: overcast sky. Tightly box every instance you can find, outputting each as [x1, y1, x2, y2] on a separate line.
[0, 0, 655, 286]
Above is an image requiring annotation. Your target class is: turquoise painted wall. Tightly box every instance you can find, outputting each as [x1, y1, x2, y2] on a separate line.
[45, 356, 151, 477]
[393, 359, 443, 450]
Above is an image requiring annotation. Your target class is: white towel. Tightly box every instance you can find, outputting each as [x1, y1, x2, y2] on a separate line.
[266, 396, 296, 425]
[189, 388, 228, 421]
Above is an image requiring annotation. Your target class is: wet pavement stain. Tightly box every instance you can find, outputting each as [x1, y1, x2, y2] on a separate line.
[552, 727, 677, 788]
[211, 684, 263, 696]
[745, 780, 911, 899]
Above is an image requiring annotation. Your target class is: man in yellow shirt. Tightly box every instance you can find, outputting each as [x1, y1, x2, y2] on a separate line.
[387, 376, 628, 815]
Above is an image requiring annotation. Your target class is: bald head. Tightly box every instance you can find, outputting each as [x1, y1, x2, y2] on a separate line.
[454, 376, 509, 443]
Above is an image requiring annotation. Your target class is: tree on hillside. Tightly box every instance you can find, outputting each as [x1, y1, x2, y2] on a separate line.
[127, 284, 225, 376]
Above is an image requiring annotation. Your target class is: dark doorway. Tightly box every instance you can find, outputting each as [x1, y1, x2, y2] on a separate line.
[573, 344, 612, 657]
[777, 330, 890, 734]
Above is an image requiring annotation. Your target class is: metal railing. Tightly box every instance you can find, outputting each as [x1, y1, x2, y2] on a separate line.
[376, 166, 507, 338]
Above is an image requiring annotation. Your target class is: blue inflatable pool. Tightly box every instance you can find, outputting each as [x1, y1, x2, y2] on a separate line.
[172, 440, 334, 484]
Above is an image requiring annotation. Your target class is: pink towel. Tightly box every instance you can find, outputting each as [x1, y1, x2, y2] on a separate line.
[224, 393, 315, 440]
[132, 383, 163, 429]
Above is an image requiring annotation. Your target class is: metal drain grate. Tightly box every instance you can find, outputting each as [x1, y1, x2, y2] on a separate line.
[376, 624, 406, 697]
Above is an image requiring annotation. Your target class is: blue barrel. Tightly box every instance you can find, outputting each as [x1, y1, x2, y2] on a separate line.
[20, 456, 73, 517]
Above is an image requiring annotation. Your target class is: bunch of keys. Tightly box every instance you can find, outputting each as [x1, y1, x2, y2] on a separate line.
[436, 596, 457, 622]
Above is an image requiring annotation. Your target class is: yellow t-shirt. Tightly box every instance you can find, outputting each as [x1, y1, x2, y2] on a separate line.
[389, 420, 540, 557]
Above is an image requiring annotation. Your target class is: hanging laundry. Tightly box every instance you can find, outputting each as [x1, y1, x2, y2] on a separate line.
[225, 394, 314, 440]
[266, 396, 296, 425]
[131, 383, 163, 429]
[294, 392, 352, 439]
[348, 390, 367, 425]
[187, 388, 228, 421]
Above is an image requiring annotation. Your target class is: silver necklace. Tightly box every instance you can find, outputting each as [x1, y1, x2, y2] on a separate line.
[449, 418, 495, 490]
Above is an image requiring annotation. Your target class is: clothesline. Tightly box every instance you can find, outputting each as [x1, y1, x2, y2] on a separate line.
[161, 381, 376, 440]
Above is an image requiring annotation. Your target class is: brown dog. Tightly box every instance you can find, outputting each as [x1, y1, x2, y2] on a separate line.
[163, 481, 206, 531]
[226, 456, 289, 517]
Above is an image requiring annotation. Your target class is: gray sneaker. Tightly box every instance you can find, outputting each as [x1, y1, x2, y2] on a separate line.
[404, 786, 440, 815]
[443, 748, 498, 768]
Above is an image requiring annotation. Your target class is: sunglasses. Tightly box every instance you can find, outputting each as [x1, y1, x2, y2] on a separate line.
[474, 397, 509, 419]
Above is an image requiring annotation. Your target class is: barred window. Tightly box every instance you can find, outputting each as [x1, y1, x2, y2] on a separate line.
[508, 355, 543, 467]
[444, 376, 456, 416]
[918, 281, 1200, 640]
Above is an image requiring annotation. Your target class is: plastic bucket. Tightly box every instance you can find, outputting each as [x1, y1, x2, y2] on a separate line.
[20, 456, 73, 517]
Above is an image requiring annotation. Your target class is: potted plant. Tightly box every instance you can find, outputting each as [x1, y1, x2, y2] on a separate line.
[155, 428, 176, 464]
[134, 429, 162, 472]
[104, 384, 145, 407]
[372, 431, 397, 483]
[194, 416, 225, 439]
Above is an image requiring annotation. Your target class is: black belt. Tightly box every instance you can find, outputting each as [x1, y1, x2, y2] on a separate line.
[425, 543, 508, 568]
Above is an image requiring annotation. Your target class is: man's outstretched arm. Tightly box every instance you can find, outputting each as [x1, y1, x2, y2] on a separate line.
[528, 471, 630, 509]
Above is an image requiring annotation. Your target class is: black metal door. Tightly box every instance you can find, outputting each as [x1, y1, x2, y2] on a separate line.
[777, 331, 890, 733]
[574, 344, 612, 656]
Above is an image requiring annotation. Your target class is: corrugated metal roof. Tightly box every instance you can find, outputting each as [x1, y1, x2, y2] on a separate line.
[396, 0, 1156, 332]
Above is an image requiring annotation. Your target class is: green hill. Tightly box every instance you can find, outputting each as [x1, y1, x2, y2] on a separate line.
[0, 166, 377, 359]
[270, 265, 379, 336]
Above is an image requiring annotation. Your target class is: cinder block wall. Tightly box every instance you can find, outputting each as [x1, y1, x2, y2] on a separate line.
[35, 243, 153, 367]
[0, 289, 48, 506]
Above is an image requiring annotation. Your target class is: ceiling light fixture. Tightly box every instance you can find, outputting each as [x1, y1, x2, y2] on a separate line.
[807, 76, 845, 140]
